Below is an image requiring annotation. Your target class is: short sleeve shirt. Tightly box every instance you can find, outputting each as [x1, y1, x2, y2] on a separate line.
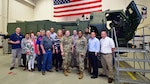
[100, 36, 115, 53]
[50, 32, 57, 40]
[41, 36, 54, 50]
[10, 33, 24, 49]
[36, 36, 43, 51]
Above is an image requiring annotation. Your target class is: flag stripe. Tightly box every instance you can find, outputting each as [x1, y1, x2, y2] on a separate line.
[53, 0, 102, 18]
[70, 0, 81, 2]
[54, 0, 101, 9]
[54, 0, 100, 7]
[54, 10, 102, 17]
[54, 2, 101, 11]
[54, 5, 102, 13]
[54, 7, 102, 15]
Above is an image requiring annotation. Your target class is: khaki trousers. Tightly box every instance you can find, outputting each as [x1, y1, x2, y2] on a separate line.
[11, 48, 22, 67]
[101, 53, 114, 78]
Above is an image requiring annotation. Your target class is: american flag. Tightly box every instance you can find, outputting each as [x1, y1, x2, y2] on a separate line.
[53, 0, 102, 17]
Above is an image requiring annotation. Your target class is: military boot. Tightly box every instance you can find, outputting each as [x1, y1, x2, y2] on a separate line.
[79, 71, 83, 79]
[64, 70, 68, 76]
[77, 71, 80, 74]
[67, 69, 71, 73]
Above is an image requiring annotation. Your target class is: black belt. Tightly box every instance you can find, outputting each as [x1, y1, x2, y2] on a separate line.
[89, 52, 96, 53]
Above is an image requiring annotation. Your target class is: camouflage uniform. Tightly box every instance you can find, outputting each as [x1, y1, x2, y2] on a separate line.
[83, 34, 90, 41]
[75, 36, 87, 72]
[83, 34, 91, 73]
[60, 36, 72, 70]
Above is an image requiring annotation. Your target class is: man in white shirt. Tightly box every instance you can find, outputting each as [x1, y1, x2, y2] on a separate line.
[99, 30, 115, 83]
[50, 28, 57, 40]
[50, 28, 57, 66]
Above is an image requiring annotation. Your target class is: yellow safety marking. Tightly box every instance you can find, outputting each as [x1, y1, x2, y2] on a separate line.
[137, 27, 142, 30]
[119, 63, 137, 80]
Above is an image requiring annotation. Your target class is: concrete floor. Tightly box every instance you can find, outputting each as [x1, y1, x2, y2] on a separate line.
[1, 48, 150, 84]
[0, 49, 113, 84]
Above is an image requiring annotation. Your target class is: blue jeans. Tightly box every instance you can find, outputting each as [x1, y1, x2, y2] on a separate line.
[42, 50, 52, 71]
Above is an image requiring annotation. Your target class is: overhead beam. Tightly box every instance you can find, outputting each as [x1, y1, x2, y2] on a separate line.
[15, 0, 36, 8]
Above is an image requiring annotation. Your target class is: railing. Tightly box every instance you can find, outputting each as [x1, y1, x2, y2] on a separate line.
[111, 27, 150, 84]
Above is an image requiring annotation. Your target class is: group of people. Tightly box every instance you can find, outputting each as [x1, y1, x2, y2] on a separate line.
[9, 27, 115, 83]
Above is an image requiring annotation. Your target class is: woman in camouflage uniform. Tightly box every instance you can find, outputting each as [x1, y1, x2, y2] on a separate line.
[60, 30, 74, 76]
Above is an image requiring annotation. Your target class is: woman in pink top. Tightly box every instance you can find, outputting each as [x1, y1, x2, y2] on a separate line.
[30, 32, 37, 71]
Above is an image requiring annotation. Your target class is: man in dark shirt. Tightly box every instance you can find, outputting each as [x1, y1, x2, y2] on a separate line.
[40, 30, 55, 75]
[9, 27, 24, 70]
[36, 29, 45, 71]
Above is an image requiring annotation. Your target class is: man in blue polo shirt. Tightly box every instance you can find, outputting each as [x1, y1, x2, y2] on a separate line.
[36, 29, 45, 71]
[9, 27, 24, 70]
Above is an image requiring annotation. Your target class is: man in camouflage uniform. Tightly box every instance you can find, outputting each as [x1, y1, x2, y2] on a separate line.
[83, 28, 91, 73]
[60, 30, 73, 76]
[75, 30, 87, 79]
[83, 28, 90, 40]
